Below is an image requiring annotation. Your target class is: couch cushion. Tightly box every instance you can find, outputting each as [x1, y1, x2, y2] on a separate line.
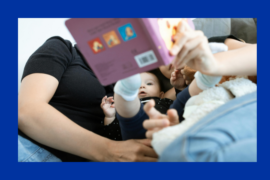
[231, 18, 257, 43]
[193, 18, 231, 38]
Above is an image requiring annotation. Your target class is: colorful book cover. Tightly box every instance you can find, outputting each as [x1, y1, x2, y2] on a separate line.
[65, 18, 194, 86]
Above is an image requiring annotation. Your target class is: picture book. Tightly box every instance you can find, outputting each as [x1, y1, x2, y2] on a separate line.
[65, 18, 195, 85]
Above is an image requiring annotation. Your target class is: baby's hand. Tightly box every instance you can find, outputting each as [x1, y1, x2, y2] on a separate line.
[100, 96, 115, 118]
[170, 69, 185, 90]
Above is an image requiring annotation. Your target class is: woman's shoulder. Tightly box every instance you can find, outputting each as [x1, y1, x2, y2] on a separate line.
[22, 36, 77, 82]
[31, 36, 78, 62]
[44, 36, 74, 50]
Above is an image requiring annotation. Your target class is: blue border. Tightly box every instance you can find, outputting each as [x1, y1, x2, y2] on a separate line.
[1, 0, 267, 179]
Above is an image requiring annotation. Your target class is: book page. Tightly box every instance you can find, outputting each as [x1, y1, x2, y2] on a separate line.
[157, 18, 187, 50]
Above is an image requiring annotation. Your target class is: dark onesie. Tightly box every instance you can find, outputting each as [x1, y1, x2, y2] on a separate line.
[117, 35, 242, 140]
[19, 36, 122, 162]
[116, 87, 190, 140]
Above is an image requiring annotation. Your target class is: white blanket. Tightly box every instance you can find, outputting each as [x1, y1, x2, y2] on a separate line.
[152, 77, 257, 156]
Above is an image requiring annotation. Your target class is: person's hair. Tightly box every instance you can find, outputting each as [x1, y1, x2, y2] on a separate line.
[145, 70, 162, 92]
[149, 68, 175, 92]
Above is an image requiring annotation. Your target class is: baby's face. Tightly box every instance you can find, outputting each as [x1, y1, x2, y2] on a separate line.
[138, 72, 162, 99]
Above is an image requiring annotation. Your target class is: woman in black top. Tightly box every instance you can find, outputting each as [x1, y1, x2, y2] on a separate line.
[18, 36, 157, 162]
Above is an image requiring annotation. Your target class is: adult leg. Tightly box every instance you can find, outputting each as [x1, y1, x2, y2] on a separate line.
[18, 135, 61, 162]
[160, 91, 257, 162]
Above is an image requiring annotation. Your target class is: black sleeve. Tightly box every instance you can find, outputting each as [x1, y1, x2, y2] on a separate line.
[170, 86, 191, 123]
[208, 35, 241, 43]
[22, 36, 75, 82]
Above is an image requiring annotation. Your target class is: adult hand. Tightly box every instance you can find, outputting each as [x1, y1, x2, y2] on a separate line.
[170, 69, 185, 90]
[142, 100, 179, 139]
[107, 139, 158, 162]
[169, 20, 218, 75]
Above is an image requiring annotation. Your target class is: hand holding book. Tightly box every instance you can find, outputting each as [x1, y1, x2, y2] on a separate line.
[65, 18, 195, 85]
[169, 20, 218, 75]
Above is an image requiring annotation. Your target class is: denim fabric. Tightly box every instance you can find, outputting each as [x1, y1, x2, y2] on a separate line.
[159, 91, 257, 162]
[18, 135, 61, 162]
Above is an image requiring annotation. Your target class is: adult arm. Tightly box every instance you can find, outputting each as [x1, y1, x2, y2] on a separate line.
[224, 37, 253, 50]
[170, 21, 257, 76]
[212, 44, 257, 76]
[18, 73, 157, 162]
[19, 73, 107, 161]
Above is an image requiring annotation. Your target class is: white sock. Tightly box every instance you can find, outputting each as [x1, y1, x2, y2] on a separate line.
[114, 74, 141, 101]
[195, 71, 222, 90]
[208, 42, 228, 54]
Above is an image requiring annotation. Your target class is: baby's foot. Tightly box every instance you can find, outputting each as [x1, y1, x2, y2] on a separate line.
[181, 66, 196, 85]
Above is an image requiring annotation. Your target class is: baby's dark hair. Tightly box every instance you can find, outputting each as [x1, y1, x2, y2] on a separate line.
[148, 68, 174, 92]
[146, 69, 163, 92]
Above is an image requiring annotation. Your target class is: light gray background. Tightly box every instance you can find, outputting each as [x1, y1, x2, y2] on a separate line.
[18, 18, 75, 91]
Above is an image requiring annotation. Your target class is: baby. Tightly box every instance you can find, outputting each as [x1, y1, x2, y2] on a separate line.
[137, 72, 164, 100]
[102, 42, 228, 140]
[101, 72, 177, 126]
[111, 42, 229, 140]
